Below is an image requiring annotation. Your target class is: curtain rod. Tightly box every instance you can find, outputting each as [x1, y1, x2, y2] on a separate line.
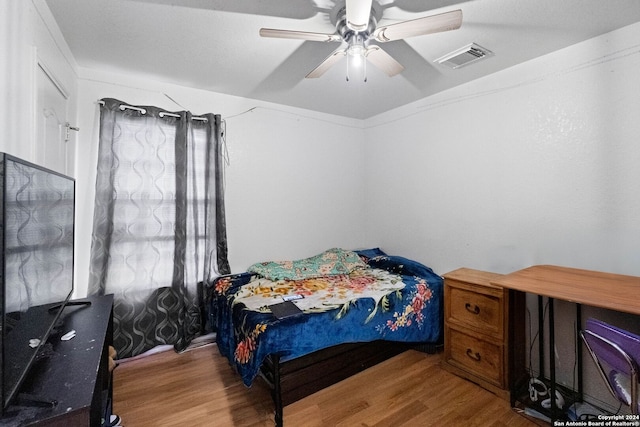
[98, 100, 208, 122]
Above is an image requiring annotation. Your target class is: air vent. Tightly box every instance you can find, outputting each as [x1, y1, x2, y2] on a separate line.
[435, 43, 493, 69]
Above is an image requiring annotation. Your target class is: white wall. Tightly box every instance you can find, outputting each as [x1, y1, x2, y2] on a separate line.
[362, 21, 640, 411]
[363, 22, 640, 278]
[73, 70, 366, 297]
[0, 0, 31, 160]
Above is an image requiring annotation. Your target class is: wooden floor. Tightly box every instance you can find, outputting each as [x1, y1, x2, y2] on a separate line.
[113, 344, 538, 426]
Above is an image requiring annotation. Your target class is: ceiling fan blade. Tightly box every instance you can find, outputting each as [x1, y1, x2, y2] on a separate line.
[306, 48, 347, 78]
[259, 28, 342, 43]
[365, 46, 404, 77]
[346, 0, 373, 31]
[373, 9, 462, 42]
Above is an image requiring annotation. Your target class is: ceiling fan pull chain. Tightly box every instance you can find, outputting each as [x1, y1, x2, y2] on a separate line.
[363, 57, 367, 83]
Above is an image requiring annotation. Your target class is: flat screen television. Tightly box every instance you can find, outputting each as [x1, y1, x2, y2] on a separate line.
[0, 153, 75, 415]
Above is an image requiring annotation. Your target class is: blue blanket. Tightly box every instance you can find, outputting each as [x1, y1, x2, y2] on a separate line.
[208, 248, 443, 386]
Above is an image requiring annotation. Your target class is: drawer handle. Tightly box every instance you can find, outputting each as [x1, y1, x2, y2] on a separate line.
[466, 349, 481, 362]
[465, 303, 480, 315]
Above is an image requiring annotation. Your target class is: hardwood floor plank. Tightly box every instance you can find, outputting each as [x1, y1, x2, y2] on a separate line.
[113, 344, 537, 426]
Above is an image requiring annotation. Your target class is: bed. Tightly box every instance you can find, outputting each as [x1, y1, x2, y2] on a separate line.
[207, 248, 444, 426]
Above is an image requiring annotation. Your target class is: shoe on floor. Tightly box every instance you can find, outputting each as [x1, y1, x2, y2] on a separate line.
[104, 414, 121, 426]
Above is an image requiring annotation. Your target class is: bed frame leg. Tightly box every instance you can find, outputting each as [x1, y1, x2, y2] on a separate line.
[272, 354, 283, 427]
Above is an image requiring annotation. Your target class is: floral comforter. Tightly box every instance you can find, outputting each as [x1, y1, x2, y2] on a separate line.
[208, 248, 443, 387]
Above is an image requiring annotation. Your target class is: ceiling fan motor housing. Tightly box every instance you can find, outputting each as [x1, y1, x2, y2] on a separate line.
[335, 7, 377, 46]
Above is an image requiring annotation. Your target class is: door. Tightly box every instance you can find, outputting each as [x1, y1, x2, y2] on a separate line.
[36, 62, 70, 175]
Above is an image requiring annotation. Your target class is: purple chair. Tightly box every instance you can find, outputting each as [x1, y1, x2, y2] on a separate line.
[581, 318, 640, 414]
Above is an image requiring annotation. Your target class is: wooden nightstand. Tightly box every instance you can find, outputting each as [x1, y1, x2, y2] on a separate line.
[441, 268, 526, 400]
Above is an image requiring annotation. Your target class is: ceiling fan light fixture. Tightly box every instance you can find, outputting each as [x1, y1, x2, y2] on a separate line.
[346, 35, 367, 82]
[348, 47, 365, 67]
[347, 36, 366, 62]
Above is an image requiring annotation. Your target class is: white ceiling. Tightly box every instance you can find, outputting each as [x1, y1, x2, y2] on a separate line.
[46, 0, 640, 119]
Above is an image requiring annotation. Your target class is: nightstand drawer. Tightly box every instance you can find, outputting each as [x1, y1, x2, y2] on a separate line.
[448, 285, 503, 338]
[442, 268, 525, 400]
[447, 327, 503, 385]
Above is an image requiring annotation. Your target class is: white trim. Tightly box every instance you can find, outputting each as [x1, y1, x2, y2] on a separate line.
[37, 58, 69, 100]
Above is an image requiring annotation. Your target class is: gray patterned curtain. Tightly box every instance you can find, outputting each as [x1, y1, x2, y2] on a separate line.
[88, 98, 230, 359]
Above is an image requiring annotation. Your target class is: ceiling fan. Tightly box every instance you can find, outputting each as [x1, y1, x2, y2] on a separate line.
[259, 0, 462, 81]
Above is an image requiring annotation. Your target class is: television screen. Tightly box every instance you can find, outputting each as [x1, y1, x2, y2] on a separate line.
[0, 153, 75, 412]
